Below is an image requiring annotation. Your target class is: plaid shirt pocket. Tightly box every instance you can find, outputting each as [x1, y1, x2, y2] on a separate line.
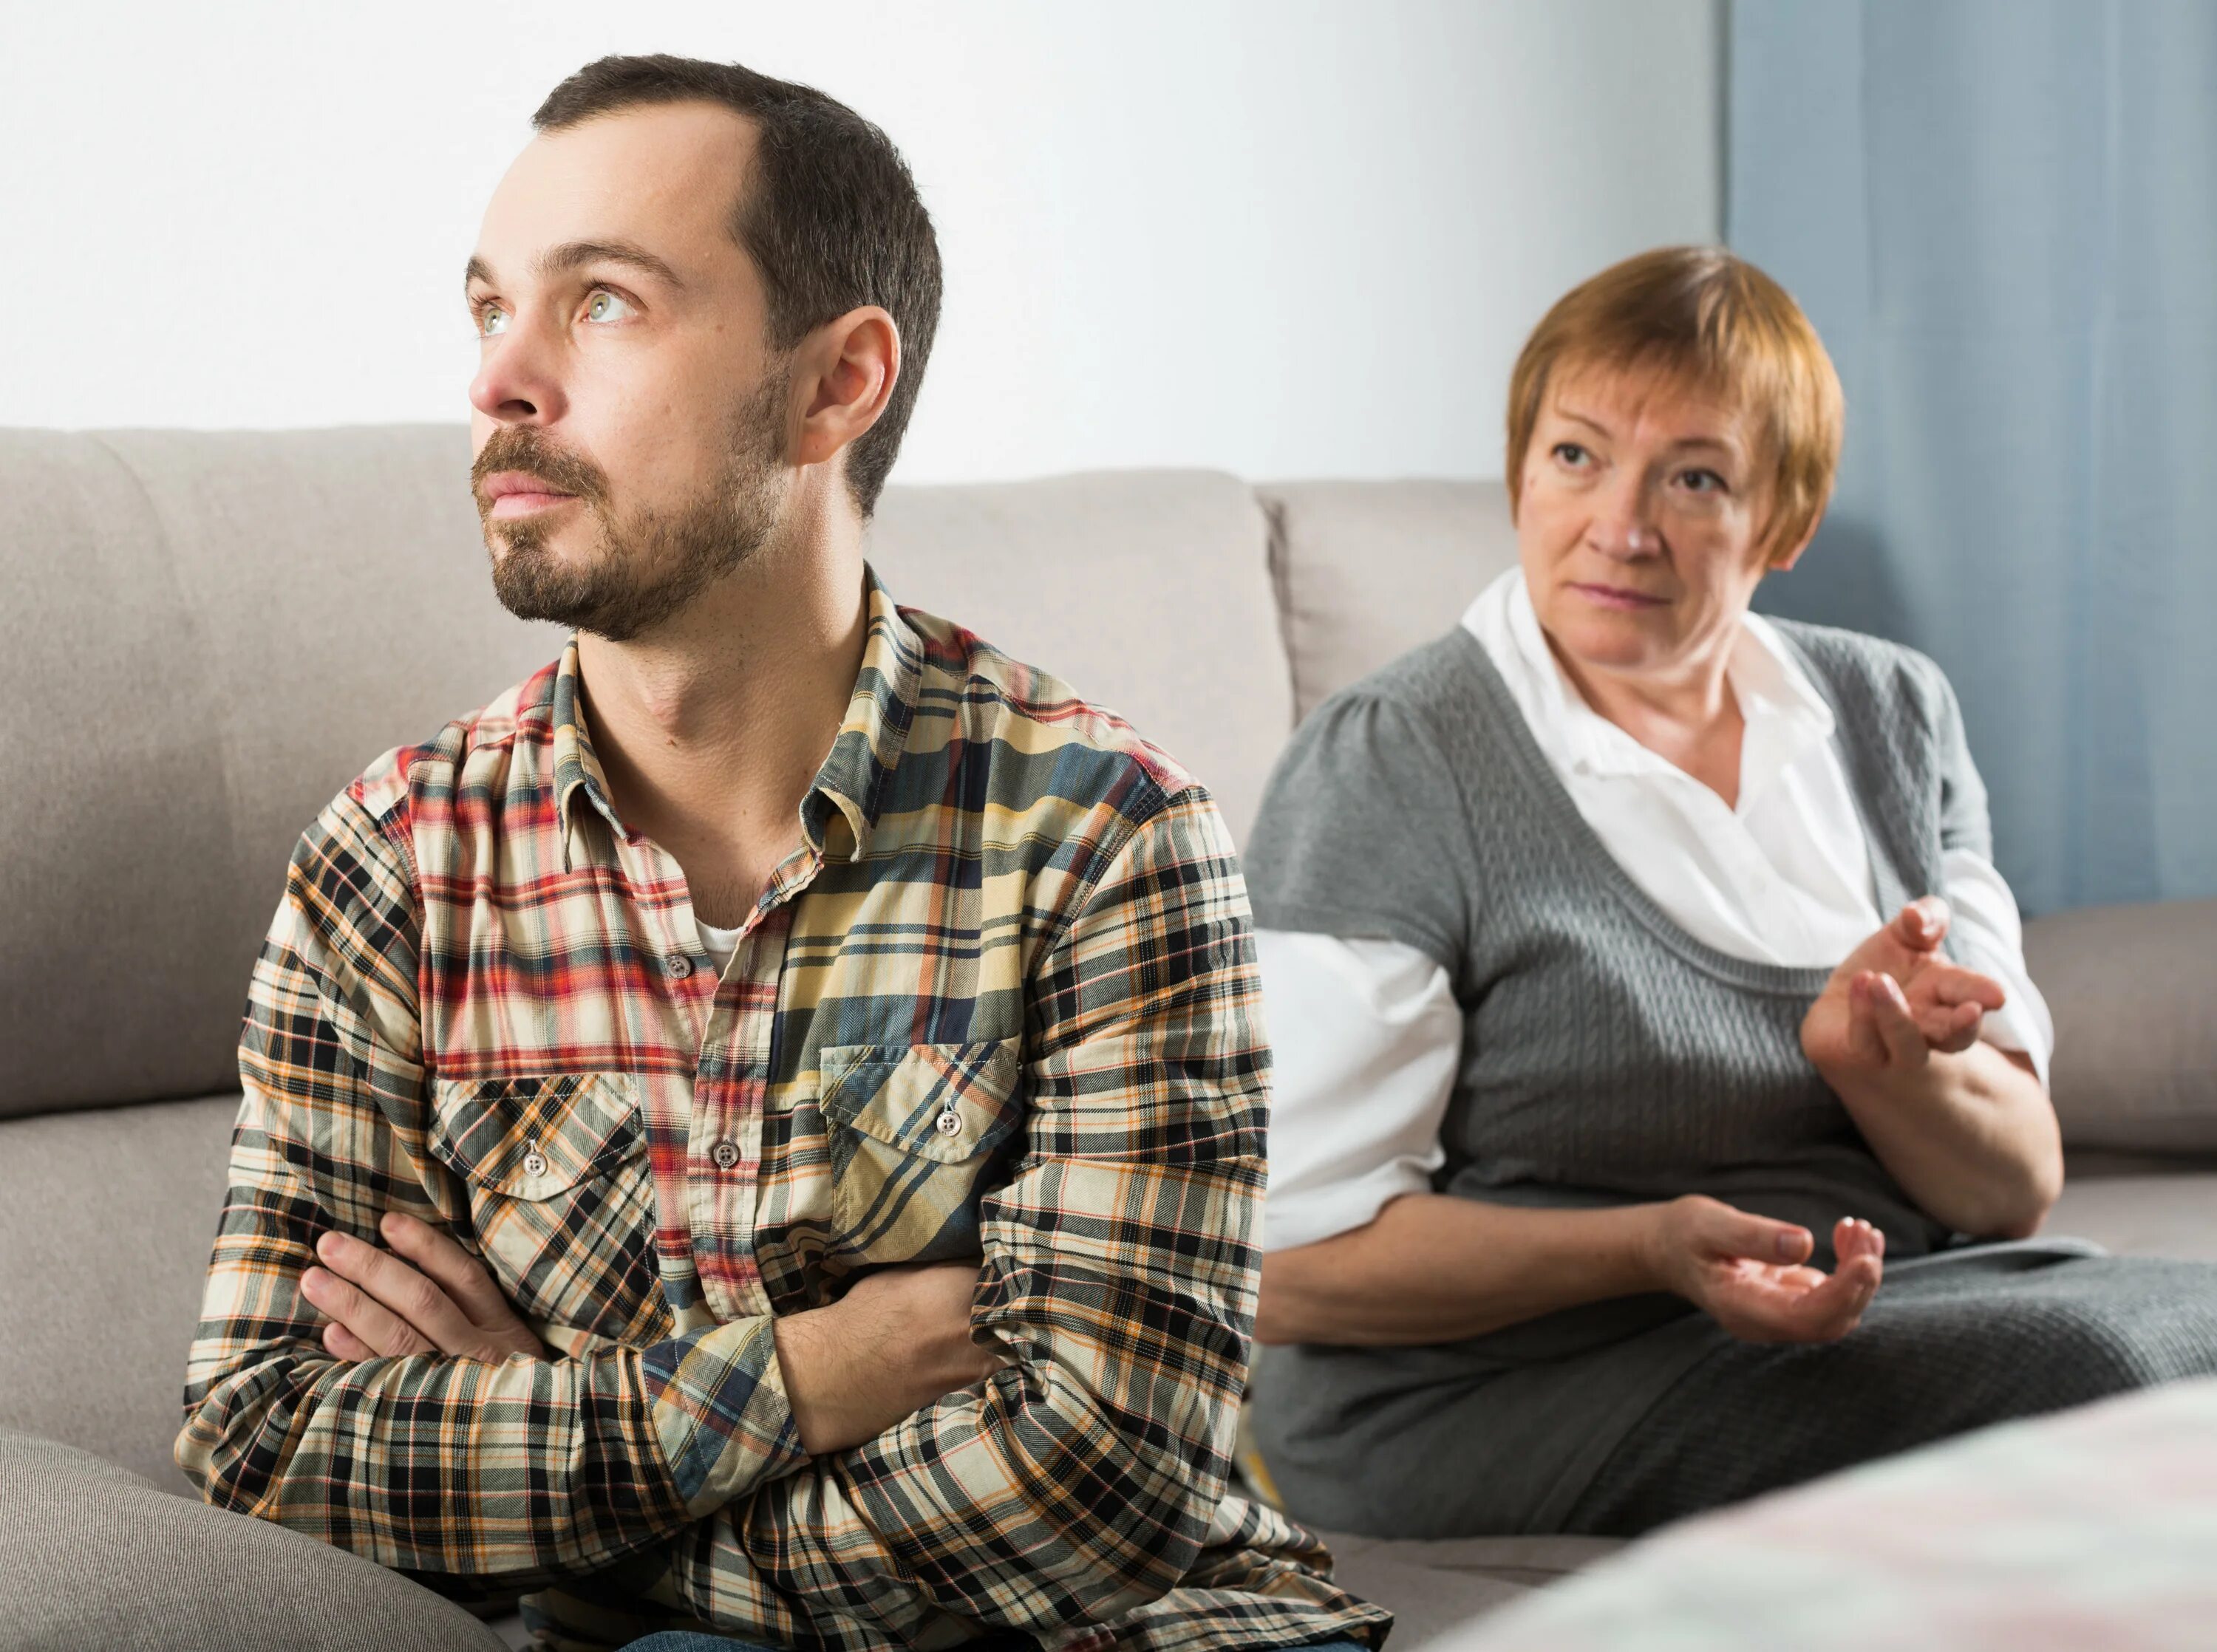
[817, 1038, 1026, 1266]
[429, 1071, 663, 1340]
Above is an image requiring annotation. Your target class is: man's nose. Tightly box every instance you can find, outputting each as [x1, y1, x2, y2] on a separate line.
[468, 323, 566, 426]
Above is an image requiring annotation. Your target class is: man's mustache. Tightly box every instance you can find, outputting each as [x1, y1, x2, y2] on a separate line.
[471, 435, 607, 506]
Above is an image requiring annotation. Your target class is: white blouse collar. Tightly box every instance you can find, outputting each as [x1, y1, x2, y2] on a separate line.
[1465, 570, 1837, 806]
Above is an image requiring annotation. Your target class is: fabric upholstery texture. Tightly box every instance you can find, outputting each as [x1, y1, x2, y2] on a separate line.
[1257, 479, 1519, 722]
[0, 1428, 508, 1651]
[2025, 897, 2217, 1152]
[0, 426, 561, 1121]
[0, 1095, 237, 1495]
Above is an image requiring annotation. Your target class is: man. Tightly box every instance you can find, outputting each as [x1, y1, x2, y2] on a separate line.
[175, 53, 1387, 1652]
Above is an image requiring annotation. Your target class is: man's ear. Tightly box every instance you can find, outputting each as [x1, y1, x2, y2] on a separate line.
[794, 306, 900, 474]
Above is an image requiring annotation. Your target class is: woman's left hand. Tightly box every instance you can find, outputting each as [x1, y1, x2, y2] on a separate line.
[1801, 897, 2007, 1082]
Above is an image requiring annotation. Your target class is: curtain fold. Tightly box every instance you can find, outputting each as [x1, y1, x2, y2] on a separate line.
[1730, 0, 2217, 912]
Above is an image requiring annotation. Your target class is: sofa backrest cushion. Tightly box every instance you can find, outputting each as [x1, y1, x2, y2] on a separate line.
[0, 431, 1287, 1119]
[1258, 478, 1519, 722]
[0, 427, 561, 1119]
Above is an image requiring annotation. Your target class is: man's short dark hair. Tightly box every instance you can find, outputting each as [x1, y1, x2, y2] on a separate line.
[534, 54, 941, 520]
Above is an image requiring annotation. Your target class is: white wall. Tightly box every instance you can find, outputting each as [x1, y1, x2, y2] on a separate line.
[0, 0, 1718, 482]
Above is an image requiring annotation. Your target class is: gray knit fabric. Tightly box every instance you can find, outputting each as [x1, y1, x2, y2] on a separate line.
[1561, 1246, 2217, 1535]
[0, 1428, 508, 1652]
[1239, 620, 2217, 1537]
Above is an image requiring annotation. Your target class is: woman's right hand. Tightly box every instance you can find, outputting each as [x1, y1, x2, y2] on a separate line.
[1642, 1195, 1884, 1344]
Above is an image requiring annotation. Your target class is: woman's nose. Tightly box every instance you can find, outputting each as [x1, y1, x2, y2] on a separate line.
[1589, 476, 1661, 560]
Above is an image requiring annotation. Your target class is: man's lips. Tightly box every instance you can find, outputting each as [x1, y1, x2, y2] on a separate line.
[488, 490, 581, 519]
[481, 470, 583, 518]
[1570, 581, 1669, 610]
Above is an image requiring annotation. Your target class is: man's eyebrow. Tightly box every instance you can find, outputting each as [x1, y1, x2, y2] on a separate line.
[463, 239, 687, 296]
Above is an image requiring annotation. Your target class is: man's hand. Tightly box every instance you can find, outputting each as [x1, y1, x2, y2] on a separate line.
[301, 1212, 547, 1362]
[1801, 897, 2008, 1082]
[1642, 1195, 1884, 1344]
[772, 1261, 1013, 1455]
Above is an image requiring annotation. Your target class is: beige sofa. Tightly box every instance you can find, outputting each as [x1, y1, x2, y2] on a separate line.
[3, 426, 2212, 1649]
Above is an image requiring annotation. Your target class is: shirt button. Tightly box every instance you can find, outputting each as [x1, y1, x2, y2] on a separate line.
[711, 1139, 740, 1170]
[934, 1109, 963, 1139]
[522, 1140, 548, 1178]
[664, 952, 694, 980]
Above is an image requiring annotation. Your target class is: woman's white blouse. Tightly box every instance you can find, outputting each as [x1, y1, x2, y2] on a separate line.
[1257, 569, 2055, 1254]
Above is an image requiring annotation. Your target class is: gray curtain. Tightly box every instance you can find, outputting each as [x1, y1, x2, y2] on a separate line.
[1729, 0, 2217, 913]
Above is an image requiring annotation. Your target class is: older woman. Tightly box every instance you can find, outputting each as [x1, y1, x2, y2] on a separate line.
[1240, 245, 2217, 1540]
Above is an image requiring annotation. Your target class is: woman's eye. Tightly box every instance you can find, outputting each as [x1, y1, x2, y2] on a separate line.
[1678, 468, 1728, 494]
[1553, 442, 1590, 467]
[585, 289, 636, 324]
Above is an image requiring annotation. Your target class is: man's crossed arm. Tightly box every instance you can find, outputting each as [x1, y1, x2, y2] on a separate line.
[177, 783, 1268, 1643]
[304, 1212, 1004, 1457]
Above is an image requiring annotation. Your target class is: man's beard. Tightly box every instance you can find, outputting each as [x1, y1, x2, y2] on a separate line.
[478, 373, 789, 643]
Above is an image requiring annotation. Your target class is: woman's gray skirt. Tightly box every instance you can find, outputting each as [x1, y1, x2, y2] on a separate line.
[1246, 1240, 2217, 1539]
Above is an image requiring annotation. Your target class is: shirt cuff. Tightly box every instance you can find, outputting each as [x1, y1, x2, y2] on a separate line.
[642, 1314, 807, 1516]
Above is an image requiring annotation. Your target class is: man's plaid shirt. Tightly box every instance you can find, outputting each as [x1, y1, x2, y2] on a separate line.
[176, 569, 1390, 1652]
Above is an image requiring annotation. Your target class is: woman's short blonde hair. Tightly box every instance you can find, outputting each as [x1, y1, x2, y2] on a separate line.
[1505, 246, 1845, 563]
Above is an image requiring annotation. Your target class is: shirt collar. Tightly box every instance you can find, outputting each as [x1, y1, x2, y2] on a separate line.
[551, 563, 923, 873]
[1496, 573, 1836, 784]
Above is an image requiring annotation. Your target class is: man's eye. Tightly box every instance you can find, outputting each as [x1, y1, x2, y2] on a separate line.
[476, 304, 508, 338]
[585, 289, 636, 324]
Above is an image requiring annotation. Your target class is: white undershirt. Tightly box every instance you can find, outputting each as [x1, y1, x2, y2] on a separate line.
[1256, 568, 2054, 1254]
[697, 917, 744, 977]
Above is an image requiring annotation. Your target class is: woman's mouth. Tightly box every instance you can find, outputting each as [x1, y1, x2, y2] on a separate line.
[1570, 581, 1669, 611]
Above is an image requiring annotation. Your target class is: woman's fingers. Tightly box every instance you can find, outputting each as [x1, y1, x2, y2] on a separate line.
[1689, 1197, 1814, 1266]
[1785, 1250, 1879, 1339]
[1713, 1220, 1883, 1343]
[1927, 1000, 1986, 1054]
[379, 1212, 518, 1332]
[1890, 897, 1950, 953]
[1845, 974, 1894, 1065]
[1865, 974, 1929, 1068]
[1926, 964, 2007, 1013]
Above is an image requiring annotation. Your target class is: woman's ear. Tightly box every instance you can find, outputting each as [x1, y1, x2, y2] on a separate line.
[794, 305, 901, 476]
[1768, 508, 1824, 572]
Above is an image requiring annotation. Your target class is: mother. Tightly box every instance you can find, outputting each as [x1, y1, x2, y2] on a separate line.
[1239, 245, 2217, 1539]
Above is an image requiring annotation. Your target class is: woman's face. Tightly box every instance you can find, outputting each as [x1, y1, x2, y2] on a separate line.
[1515, 361, 1799, 688]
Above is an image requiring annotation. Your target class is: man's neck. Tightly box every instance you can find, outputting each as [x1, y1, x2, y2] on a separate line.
[576, 519, 871, 924]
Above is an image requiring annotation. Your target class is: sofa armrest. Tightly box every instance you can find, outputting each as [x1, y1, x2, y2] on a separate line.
[0, 1429, 508, 1652]
[2023, 897, 2217, 1154]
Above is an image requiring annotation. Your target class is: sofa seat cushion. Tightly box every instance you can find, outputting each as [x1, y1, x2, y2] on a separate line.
[0, 1429, 507, 1651]
[1311, 1531, 1623, 1650]
[0, 1093, 241, 1497]
[2048, 1161, 2217, 1260]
